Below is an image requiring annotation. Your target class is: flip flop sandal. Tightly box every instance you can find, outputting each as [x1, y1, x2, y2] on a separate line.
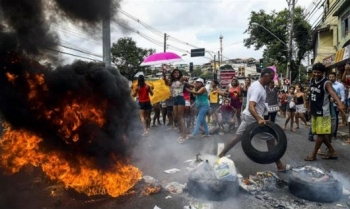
[322, 153, 338, 160]
[304, 155, 316, 161]
[142, 132, 149, 136]
[317, 150, 325, 155]
[178, 137, 187, 144]
[290, 129, 296, 132]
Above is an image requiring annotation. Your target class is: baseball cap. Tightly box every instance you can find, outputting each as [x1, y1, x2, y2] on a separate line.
[195, 78, 204, 84]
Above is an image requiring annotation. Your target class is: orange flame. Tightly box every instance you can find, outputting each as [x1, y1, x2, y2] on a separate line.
[0, 69, 142, 197]
[0, 127, 142, 197]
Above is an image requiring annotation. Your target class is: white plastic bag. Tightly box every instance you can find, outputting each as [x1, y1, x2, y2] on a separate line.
[213, 157, 237, 181]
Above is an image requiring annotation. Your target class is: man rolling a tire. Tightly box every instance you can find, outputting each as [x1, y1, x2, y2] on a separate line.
[219, 68, 289, 172]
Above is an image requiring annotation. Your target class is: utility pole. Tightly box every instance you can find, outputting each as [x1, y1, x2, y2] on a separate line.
[218, 51, 221, 67]
[214, 55, 216, 71]
[164, 33, 167, 52]
[102, 15, 111, 67]
[219, 35, 223, 63]
[287, 0, 295, 83]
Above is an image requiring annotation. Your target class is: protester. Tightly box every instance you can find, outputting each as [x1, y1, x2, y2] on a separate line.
[264, 80, 280, 122]
[329, 72, 345, 140]
[278, 90, 287, 117]
[163, 68, 187, 141]
[341, 61, 350, 143]
[282, 86, 296, 131]
[216, 98, 237, 131]
[152, 102, 162, 127]
[242, 77, 251, 111]
[132, 75, 153, 136]
[219, 68, 289, 172]
[226, 78, 242, 127]
[187, 78, 210, 140]
[208, 80, 224, 126]
[305, 63, 345, 161]
[294, 84, 309, 128]
[160, 100, 167, 126]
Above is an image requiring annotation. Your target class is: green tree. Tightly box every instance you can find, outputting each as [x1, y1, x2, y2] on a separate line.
[111, 37, 155, 80]
[244, 7, 313, 81]
[201, 72, 213, 81]
[191, 67, 202, 77]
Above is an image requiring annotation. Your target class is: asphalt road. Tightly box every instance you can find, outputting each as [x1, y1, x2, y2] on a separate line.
[1, 115, 350, 209]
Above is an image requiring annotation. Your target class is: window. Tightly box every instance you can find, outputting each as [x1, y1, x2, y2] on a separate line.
[341, 11, 350, 38]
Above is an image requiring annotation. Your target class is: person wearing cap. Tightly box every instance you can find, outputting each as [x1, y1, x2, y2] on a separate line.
[186, 78, 210, 140]
[219, 68, 289, 172]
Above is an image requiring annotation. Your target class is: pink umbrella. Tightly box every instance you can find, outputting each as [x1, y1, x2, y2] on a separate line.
[140, 52, 183, 66]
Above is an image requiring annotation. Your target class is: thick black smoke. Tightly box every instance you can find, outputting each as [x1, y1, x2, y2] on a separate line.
[0, 0, 141, 169]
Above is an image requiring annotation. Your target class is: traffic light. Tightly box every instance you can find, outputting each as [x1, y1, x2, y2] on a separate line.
[255, 64, 261, 73]
[213, 73, 217, 81]
[259, 59, 263, 68]
[189, 62, 193, 72]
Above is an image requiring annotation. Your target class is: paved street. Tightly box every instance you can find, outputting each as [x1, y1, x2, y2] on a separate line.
[1, 115, 350, 209]
[128, 114, 350, 209]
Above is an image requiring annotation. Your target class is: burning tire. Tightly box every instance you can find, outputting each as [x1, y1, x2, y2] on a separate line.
[241, 121, 287, 164]
[288, 167, 343, 203]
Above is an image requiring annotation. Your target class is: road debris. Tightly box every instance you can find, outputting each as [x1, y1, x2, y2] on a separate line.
[164, 168, 181, 174]
[239, 171, 287, 193]
[143, 175, 158, 184]
[165, 182, 185, 194]
[142, 183, 162, 195]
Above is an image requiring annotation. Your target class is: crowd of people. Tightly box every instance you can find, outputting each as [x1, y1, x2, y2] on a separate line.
[132, 61, 350, 169]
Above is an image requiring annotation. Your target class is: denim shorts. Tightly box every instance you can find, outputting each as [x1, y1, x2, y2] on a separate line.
[173, 95, 185, 106]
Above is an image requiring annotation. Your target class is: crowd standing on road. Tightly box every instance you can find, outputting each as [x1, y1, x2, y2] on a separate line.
[132, 61, 350, 170]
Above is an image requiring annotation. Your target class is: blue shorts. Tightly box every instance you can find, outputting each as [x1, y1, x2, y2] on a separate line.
[173, 96, 185, 106]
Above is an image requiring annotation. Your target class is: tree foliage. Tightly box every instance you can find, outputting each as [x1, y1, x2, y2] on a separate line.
[244, 7, 313, 81]
[111, 37, 155, 80]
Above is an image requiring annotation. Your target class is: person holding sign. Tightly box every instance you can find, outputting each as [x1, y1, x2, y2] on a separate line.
[264, 80, 280, 122]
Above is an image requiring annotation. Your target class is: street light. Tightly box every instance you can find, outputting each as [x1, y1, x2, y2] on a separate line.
[251, 22, 287, 46]
[251, 22, 291, 84]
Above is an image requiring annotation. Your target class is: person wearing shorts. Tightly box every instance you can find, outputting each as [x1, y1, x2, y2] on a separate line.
[304, 63, 345, 161]
[219, 68, 288, 172]
[132, 75, 153, 136]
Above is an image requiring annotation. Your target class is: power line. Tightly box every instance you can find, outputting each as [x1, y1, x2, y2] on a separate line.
[44, 48, 102, 62]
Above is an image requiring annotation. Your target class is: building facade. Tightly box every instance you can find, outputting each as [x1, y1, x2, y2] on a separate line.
[314, 0, 350, 72]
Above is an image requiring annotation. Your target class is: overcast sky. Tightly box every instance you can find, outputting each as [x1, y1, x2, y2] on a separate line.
[58, 0, 323, 65]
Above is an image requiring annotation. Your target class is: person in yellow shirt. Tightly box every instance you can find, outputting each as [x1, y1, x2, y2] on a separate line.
[208, 80, 225, 125]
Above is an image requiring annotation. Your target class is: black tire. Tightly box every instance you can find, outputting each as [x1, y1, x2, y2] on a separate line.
[241, 121, 287, 164]
[288, 170, 343, 203]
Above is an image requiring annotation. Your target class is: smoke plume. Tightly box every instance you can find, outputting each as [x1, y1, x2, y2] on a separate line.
[0, 0, 141, 170]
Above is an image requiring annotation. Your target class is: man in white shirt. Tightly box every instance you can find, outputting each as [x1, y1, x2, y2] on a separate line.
[329, 72, 345, 139]
[219, 68, 288, 172]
